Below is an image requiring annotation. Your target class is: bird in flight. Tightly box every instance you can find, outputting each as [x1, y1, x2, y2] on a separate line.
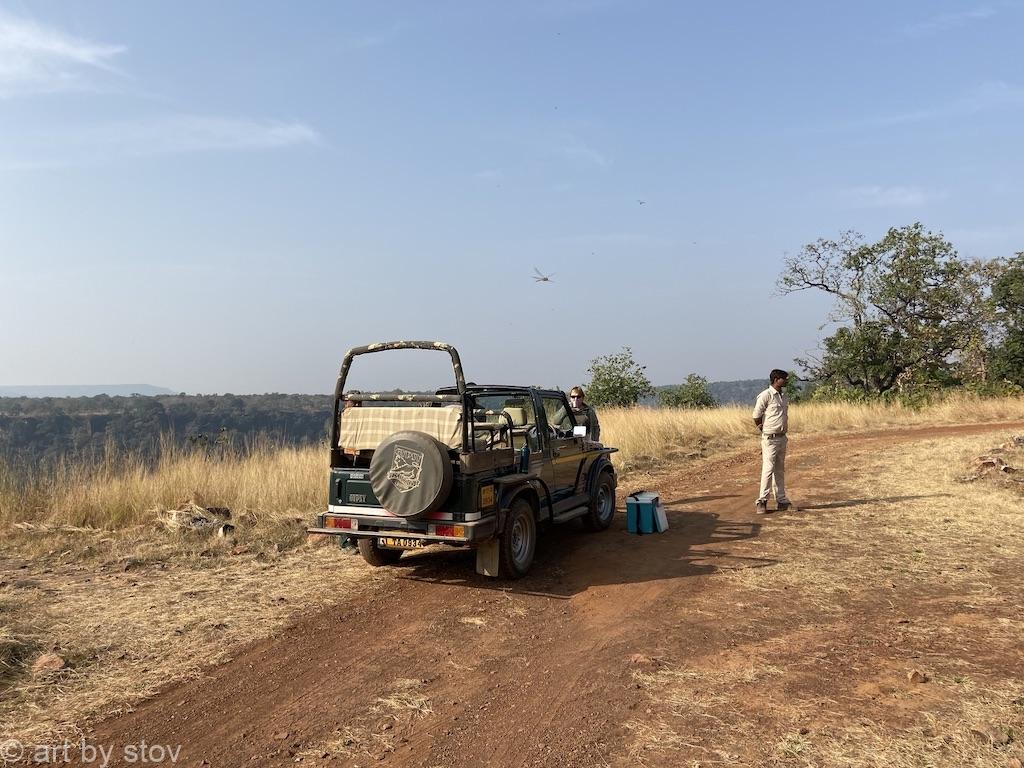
[637, 199, 646, 205]
[533, 267, 555, 283]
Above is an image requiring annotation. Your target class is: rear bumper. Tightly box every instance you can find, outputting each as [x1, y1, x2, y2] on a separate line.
[309, 511, 497, 544]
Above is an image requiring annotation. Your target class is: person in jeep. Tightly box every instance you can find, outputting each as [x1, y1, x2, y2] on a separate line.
[554, 386, 600, 442]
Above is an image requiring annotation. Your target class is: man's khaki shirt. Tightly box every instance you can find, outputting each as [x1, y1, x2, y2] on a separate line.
[753, 387, 788, 435]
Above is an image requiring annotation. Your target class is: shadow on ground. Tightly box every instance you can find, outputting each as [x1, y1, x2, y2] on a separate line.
[798, 493, 950, 511]
[390, 493, 773, 598]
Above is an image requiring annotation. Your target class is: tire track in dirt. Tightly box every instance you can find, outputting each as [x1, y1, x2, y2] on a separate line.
[53, 419, 1024, 768]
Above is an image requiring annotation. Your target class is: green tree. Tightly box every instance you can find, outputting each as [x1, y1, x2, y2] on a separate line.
[782, 371, 805, 403]
[584, 347, 654, 407]
[778, 224, 990, 396]
[658, 374, 717, 408]
[988, 252, 1024, 386]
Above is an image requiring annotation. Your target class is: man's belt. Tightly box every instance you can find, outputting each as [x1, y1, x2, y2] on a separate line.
[763, 431, 787, 439]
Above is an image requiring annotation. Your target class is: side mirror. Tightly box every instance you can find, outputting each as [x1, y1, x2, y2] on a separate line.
[572, 425, 587, 438]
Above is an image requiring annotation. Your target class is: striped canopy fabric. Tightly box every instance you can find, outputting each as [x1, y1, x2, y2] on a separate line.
[339, 406, 463, 451]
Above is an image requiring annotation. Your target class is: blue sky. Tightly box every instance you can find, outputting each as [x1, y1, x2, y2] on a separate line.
[2, 1, 1022, 394]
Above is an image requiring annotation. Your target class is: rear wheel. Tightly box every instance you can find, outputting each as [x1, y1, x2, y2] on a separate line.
[583, 471, 616, 531]
[357, 537, 404, 566]
[498, 499, 537, 578]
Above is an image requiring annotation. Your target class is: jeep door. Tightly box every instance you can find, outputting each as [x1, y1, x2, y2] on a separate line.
[539, 393, 587, 501]
[476, 391, 555, 492]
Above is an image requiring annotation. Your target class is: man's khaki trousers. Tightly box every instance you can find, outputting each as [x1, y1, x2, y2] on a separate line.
[758, 434, 790, 505]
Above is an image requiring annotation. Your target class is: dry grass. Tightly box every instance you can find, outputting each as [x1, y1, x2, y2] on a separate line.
[0, 438, 326, 532]
[0, 440, 329, 571]
[809, 681, 1024, 767]
[602, 393, 1024, 470]
[300, 677, 434, 761]
[719, 434, 1024, 606]
[0, 435, 370, 744]
[0, 437, 404, 747]
[2, 396, 1021, 541]
[628, 432, 1024, 767]
[375, 677, 433, 715]
[0, 544, 380, 745]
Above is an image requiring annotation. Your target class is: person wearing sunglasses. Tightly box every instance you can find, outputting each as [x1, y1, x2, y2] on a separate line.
[554, 386, 601, 442]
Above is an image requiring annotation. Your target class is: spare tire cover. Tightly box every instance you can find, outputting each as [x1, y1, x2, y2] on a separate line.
[369, 430, 454, 518]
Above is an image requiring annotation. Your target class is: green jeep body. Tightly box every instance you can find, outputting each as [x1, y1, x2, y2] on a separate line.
[309, 341, 618, 578]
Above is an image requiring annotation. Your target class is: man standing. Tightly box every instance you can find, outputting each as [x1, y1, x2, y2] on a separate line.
[752, 370, 791, 514]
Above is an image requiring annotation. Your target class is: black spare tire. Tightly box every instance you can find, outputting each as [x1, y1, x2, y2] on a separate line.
[369, 430, 454, 518]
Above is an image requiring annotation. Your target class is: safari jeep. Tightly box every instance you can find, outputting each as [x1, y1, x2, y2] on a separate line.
[308, 341, 618, 578]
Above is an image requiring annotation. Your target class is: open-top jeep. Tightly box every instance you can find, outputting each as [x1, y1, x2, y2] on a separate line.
[309, 341, 618, 578]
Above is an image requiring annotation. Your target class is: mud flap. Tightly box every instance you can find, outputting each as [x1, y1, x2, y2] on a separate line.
[475, 538, 500, 577]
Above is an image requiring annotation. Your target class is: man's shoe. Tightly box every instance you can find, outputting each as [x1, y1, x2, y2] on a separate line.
[776, 502, 791, 512]
[755, 501, 769, 514]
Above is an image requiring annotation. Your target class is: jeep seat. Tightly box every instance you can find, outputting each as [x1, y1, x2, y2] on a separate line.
[501, 407, 528, 427]
[486, 407, 533, 450]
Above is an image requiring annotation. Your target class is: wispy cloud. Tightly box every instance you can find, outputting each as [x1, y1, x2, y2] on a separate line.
[474, 169, 504, 180]
[958, 80, 1024, 110]
[0, 115, 321, 169]
[839, 185, 945, 209]
[531, 0, 625, 17]
[556, 134, 610, 168]
[861, 81, 1024, 127]
[343, 22, 402, 50]
[905, 6, 995, 37]
[0, 9, 125, 96]
[93, 116, 321, 155]
[946, 226, 1020, 245]
[547, 232, 671, 247]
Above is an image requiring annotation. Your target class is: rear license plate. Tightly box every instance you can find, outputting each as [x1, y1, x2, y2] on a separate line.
[378, 537, 425, 550]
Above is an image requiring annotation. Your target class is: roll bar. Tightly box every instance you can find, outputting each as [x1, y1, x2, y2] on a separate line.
[330, 341, 468, 458]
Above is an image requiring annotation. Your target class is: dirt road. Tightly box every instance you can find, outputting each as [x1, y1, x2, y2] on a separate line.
[58, 422, 1024, 767]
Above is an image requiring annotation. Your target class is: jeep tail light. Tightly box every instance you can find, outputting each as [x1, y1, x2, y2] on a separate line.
[432, 524, 465, 538]
[325, 517, 352, 530]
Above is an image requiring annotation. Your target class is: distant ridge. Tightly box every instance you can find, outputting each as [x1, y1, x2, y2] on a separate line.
[641, 379, 765, 407]
[0, 384, 176, 398]
[707, 379, 766, 405]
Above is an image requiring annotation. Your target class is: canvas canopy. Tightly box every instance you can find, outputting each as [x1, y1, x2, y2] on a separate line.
[338, 406, 463, 451]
